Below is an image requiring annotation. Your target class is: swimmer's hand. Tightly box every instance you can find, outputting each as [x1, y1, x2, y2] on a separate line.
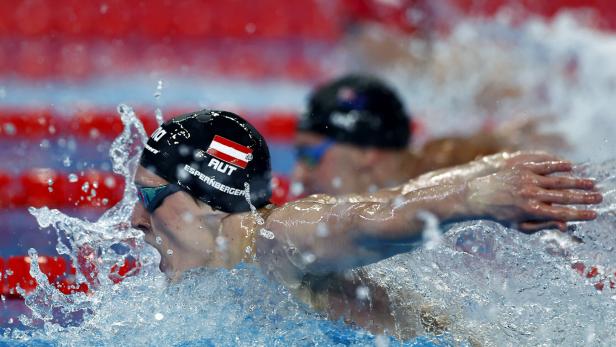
[466, 160, 602, 232]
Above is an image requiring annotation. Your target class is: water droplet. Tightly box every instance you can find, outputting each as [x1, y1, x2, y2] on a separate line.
[155, 236, 162, 245]
[182, 212, 195, 223]
[104, 177, 116, 188]
[375, 334, 389, 347]
[47, 178, 54, 186]
[7, 318, 13, 324]
[331, 176, 342, 188]
[40, 139, 50, 148]
[154, 313, 164, 321]
[102, 198, 109, 205]
[316, 223, 329, 237]
[67, 139, 77, 151]
[63, 156, 72, 167]
[356, 285, 370, 300]
[3, 123, 15, 135]
[245, 23, 256, 33]
[290, 182, 304, 196]
[68, 174, 78, 183]
[216, 236, 228, 251]
[244, 246, 252, 254]
[166, 249, 173, 255]
[301, 252, 316, 264]
[259, 228, 275, 239]
[81, 182, 90, 192]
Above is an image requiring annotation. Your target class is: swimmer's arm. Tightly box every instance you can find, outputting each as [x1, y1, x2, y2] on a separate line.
[367, 151, 560, 200]
[416, 134, 506, 173]
[259, 161, 601, 276]
[259, 182, 471, 276]
[416, 117, 568, 173]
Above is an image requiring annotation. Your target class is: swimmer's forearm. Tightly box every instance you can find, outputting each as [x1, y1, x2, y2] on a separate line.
[261, 184, 472, 276]
[405, 155, 499, 189]
[350, 182, 472, 241]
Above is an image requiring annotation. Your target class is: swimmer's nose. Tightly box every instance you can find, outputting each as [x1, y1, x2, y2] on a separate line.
[130, 201, 152, 234]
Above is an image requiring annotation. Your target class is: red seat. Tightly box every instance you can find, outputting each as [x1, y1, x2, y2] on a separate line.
[6, 256, 69, 297]
[6, 256, 37, 295]
[0, 1, 15, 36]
[172, 0, 213, 37]
[95, 0, 133, 37]
[137, 113, 162, 136]
[0, 110, 58, 138]
[72, 111, 124, 139]
[83, 171, 124, 208]
[270, 174, 291, 206]
[19, 168, 67, 207]
[14, 0, 53, 36]
[263, 112, 297, 141]
[137, 0, 174, 38]
[53, 0, 97, 37]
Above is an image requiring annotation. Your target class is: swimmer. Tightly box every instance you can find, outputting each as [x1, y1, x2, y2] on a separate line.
[293, 74, 561, 196]
[131, 110, 602, 338]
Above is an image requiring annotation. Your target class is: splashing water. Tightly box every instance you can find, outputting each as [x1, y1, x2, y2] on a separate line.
[363, 161, 616, 345]
[154, 80, 164, 126]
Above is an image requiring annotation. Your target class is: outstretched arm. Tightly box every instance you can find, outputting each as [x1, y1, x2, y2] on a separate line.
[415, 117, 568, 174]
[258, 160, 601, 279]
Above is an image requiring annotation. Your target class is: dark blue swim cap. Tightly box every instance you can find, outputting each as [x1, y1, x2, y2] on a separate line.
[140, 110, 272, 213]
[299, 74, 411, 149]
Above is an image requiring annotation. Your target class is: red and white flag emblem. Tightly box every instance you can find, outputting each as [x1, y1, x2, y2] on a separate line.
[206, 135, 253, 169]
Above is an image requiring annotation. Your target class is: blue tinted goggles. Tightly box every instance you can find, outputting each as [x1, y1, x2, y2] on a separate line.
[295, 140, 334, 167]
[136, 184, 182, 213]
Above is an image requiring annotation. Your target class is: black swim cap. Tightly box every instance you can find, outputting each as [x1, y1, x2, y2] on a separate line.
[140, 110, 272, 213]
[299, 74, 411, 149]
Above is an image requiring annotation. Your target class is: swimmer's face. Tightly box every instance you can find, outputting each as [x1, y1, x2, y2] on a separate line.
[292, 132, 368, 196]
[130, 165, 228, 277]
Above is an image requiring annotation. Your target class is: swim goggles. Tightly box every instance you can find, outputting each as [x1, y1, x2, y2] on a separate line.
[136, 184, 183, 213]
[295, 139, 335, 167]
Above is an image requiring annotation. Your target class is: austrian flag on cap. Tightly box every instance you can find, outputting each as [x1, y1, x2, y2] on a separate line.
[206, 135, 253, 169]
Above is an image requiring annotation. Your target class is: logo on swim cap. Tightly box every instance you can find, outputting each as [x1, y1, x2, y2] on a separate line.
[206, 135, 253, 169]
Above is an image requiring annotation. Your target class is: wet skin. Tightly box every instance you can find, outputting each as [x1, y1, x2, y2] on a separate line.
[292, 126, 566, 198]
[131, 153, 602, 337]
